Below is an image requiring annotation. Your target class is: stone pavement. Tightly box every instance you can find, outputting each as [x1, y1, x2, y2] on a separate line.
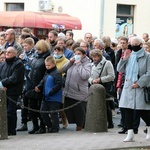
[0, 110, 150, 150]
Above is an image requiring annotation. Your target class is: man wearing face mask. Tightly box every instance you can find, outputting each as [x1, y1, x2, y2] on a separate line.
[117, 36, 150, 142]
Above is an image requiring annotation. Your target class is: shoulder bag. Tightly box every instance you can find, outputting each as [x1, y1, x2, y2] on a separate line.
[99, 61, 114, 98]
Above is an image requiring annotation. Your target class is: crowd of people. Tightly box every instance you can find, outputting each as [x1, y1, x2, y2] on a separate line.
[0, 28, 150, 142]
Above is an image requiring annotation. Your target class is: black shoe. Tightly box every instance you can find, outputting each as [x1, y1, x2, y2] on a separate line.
[118, 128, 127, 134]
[133, 129, 138, 134]
[35, 128, 46, 134]
[28, 127, 39, 134]
[144, 128, 147, 134]
[17, 124, 28, 131]
[8, 132, 16, 136]
[118, 123, 123, 127]
[108, 124, 114, 129]
[47, 128, 59, 133]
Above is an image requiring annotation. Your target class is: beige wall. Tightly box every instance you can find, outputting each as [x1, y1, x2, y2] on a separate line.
[0, 0, 150, 40]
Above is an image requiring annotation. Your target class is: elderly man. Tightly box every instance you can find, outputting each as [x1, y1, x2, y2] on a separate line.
[2, 28, 23, 56]
[84, 32, 93, 50]
[0, 46, 25, 136]
[93, 39, 111, 61]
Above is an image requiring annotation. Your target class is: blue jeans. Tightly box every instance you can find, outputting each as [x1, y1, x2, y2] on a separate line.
[40, 101, 61, 131]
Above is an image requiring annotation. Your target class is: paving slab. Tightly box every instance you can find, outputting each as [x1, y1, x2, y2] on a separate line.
[0, 110, 150, 150]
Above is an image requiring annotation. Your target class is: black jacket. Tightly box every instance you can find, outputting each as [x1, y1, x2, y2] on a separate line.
[105, 47, 115, 68]
[0, 57, 25, 96]
[29, 51, 50, 88]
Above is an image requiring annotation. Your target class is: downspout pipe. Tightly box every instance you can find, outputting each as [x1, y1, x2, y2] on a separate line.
[100, 0, 105, 38]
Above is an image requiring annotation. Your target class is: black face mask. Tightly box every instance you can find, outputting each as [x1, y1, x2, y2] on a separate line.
[132, 44, 141, 52]
[128, 44, 132, 50]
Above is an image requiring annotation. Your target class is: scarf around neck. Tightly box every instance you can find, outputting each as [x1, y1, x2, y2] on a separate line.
[126, 48, 144, 82]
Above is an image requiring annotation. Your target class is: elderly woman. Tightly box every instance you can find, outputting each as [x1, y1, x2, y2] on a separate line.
[62, 47, 91, 131]
[26, 40, 50, 134]
[88, 49, 115, 129]
[117, 36, 150, 142]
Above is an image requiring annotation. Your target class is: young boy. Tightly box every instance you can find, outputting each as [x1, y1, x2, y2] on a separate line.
[35, 56, 62, 133]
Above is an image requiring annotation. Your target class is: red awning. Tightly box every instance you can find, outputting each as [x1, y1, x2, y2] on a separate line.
[0, 11, 82, 30]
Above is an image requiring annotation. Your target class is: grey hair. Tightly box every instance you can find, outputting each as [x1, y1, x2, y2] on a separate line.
[7, 28, 16, 38]
[131, 37, 143, 45]
[94, 39, 104, 47]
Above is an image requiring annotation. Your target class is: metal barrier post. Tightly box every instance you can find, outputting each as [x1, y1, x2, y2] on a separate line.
[0, 89, 8, 139]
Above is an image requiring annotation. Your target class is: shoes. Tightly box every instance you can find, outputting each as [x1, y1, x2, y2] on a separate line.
[61, 118, 68, 129]
[17, 124, 28, 131]
[118, 123, 123, 127]
[146, 126, 150, 140]
[117, 110, 121, 114]
[118, 128, 127, 134]
[108, 124, 114, 129]
[133, 129, 138, 134]
[28, 127, 39, 134]
[8, 132, 16, 136]
[47, 128, 59, 133]
[123, 129, 134, 142]
[76, 126, 82, 131]
[118, 128, 138, 134]
[35, 128, 46, 134]
[144, 128, 147, 134]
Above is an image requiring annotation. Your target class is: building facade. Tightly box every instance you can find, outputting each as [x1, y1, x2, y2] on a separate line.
[0, 0, 150, 40]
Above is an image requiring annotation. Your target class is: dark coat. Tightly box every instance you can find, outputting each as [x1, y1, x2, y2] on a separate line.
[105, 47, 115, 68]
[0, 57, 25, 96]
[29, 51, 50, 87]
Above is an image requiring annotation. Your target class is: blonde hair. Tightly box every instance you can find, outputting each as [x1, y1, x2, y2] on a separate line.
[45, 56, 56, 64]
[23, 37, 34, 45]
[35, 40, 50, 52]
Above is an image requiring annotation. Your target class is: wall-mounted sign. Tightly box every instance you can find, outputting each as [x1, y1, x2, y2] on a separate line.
[115, 16, 133, 38]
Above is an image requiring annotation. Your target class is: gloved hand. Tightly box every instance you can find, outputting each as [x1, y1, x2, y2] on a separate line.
[0, 82, 4, 88]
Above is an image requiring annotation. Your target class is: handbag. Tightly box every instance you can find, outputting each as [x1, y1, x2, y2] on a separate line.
[99, 61, 114, 98]
[143, 87, 150, 104]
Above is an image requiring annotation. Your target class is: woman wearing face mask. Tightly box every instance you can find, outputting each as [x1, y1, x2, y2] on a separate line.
[53, 45, 69, 129]
[62, 47, 91, 131]
[117, 36, 150, 142]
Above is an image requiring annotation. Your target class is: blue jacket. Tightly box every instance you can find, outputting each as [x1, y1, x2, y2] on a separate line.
[38, 66, 62, 103]
[64, 48, 74, 60]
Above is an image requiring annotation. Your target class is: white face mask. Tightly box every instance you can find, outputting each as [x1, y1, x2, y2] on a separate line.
[74, 55, 82, 61]
[54, 54, 63, 59]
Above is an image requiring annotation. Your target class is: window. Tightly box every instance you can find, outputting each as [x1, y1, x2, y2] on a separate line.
[115, 4, 134, 38]
[6, 3, 24, 11]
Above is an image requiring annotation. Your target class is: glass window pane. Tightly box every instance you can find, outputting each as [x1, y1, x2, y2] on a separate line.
[6, 3, 24, 11]
[117, 4, 131, 15]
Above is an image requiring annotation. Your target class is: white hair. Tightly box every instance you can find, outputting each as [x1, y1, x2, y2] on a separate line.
[94, 39, 104, 47]
[131, 37, 143, 45]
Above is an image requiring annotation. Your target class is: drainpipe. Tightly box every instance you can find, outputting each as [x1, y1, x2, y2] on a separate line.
[100, 0, 105, 38]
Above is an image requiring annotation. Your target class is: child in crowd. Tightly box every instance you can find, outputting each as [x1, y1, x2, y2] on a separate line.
[35, 56, 62, 133]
